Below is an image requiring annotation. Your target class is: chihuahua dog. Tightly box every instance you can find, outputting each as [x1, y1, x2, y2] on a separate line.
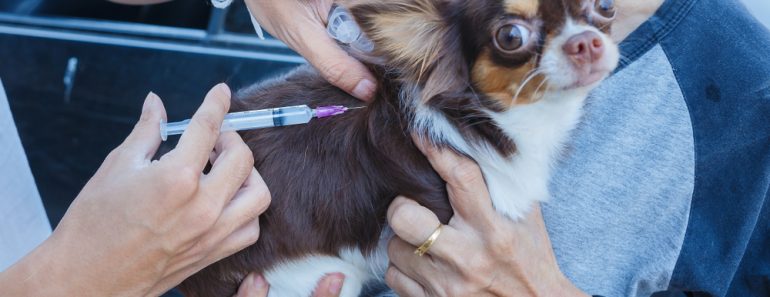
[180, 0, 619, 296]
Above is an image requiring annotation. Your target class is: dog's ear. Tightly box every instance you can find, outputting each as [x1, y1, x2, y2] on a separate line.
[346, 0, 447, 76]
[346, 0, 468, 102]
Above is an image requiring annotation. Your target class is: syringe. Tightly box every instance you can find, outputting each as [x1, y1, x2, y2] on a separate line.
[327, 5, 374, 53]
[160, 105, 361, 141]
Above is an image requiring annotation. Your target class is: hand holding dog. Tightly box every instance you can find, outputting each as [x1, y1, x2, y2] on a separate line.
[0, 84, 270, 296]
[245, 0, 377, 101]
[234, 273, 346, 297]
[385, 138, 589, 297]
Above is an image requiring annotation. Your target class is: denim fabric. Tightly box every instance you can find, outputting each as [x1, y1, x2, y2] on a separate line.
[619, 0, 770, 295]
[545, 44, 695, 297]
[372, 0, 770, 296]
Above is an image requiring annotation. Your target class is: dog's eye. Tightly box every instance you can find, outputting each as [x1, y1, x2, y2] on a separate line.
[594, 0, 616, 19]
[494, 24, 531, 53]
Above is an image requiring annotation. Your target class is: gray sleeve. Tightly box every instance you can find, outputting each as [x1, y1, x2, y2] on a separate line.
[0, 79, 52, 271]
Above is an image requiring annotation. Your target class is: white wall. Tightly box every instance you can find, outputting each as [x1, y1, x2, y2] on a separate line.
[741, 0, 770, 29]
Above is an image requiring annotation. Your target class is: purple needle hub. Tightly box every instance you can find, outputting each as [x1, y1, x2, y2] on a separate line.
[314, 105, 349, 118]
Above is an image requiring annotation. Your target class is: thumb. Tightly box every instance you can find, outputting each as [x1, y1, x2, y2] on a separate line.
[312, 273, 345, 297]
[294, 25, 377, 101]
[234, 274, 269, 297]
[120, 92, 167, 161]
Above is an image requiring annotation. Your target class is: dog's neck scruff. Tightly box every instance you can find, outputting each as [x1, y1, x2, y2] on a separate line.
[344, 0, 620, 219]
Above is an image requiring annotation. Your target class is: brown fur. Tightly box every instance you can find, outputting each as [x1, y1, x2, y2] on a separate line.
[504, 0, 539, 18]
[472, 50, 545, 106]
[179, 65, 454, 296]
[179, 0, 613, 296]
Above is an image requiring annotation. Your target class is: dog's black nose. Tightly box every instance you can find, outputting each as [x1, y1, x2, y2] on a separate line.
[563, 31, 604, 66]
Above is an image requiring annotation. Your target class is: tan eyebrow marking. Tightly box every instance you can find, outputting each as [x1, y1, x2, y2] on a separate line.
[504, 0, 540, 18]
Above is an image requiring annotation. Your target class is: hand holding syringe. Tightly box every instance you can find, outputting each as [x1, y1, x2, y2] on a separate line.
[160, 105, 363, 141]
[160, 6, 372, 141]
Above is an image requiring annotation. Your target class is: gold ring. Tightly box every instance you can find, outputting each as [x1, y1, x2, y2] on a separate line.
[414, 224, 443, 257]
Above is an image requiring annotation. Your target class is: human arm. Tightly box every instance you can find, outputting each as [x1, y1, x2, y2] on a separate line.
[0, 84, 270, 296]
[384, 138, 589, 297]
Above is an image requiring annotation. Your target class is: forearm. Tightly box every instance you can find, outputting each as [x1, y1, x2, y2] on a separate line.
[485, 259, 591, 297]
[546, 276, 592, 297]
[0, 225, 161, 297]
[0, 238, 86, 296]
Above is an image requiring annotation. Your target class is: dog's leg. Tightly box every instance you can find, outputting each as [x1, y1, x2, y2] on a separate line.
[264, 248, 374, 297]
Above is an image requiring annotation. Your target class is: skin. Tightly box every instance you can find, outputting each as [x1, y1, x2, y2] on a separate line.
[0, 1, 348, 296]
[384, 137, 590, 297]
[234, 273, 346, 297]
[109, 0, 377, 101]
[243, 0, 377, 101]
[611, 0, 665, 42]
[383, 0, 666, 296]
[80, 0, 663, 296]
[0, 84, 343, 297]
[0, 84, 270, 296]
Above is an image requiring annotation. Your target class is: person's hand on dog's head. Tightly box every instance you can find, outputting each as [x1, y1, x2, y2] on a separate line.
[245, 0, 377, 102]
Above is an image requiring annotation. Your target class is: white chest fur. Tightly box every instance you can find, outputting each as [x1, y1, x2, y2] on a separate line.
[266, 93, 589, 297]
[418, 91, 588, 220]
[484, 93, 587, 219]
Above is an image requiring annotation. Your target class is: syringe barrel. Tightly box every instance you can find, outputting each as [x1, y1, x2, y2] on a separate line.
[160, 105, 314, 141]
[161, 119, 191, 141]
[222, 105, 313, 131]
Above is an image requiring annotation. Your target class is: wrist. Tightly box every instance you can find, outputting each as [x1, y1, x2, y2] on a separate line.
[0, 232, 113, 297]
[487, 268, 588, 297]
[549, 275, 590, 297]
[0, 237, 73, 296]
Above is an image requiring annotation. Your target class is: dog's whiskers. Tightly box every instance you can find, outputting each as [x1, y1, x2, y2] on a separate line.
[513, 69, 544, 103]
[532, 77, 550, 98]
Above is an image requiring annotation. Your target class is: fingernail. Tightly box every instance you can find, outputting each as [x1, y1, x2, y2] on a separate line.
[217, 83, 232, 97]
[140, 92, 162, 122]
[328, 273, 345, 295]
[143, 92, 159, 112]
[352, 79, 376, 101]
[253, 274, 267, 289]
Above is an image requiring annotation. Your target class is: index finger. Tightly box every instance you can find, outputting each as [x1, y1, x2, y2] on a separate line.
[170, 83, 231, 171]
[233, 274, 268, 297]
[312, 273, 345, 297]
[291, 21, 376, 101]
[411, 134, 497, 227]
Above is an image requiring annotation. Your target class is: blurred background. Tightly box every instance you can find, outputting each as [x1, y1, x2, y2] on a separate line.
[4, 0, 766, 228]
[1, 0, 302, 228]
[0, 0, 767, 296]
[1, 1, 302, 296]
